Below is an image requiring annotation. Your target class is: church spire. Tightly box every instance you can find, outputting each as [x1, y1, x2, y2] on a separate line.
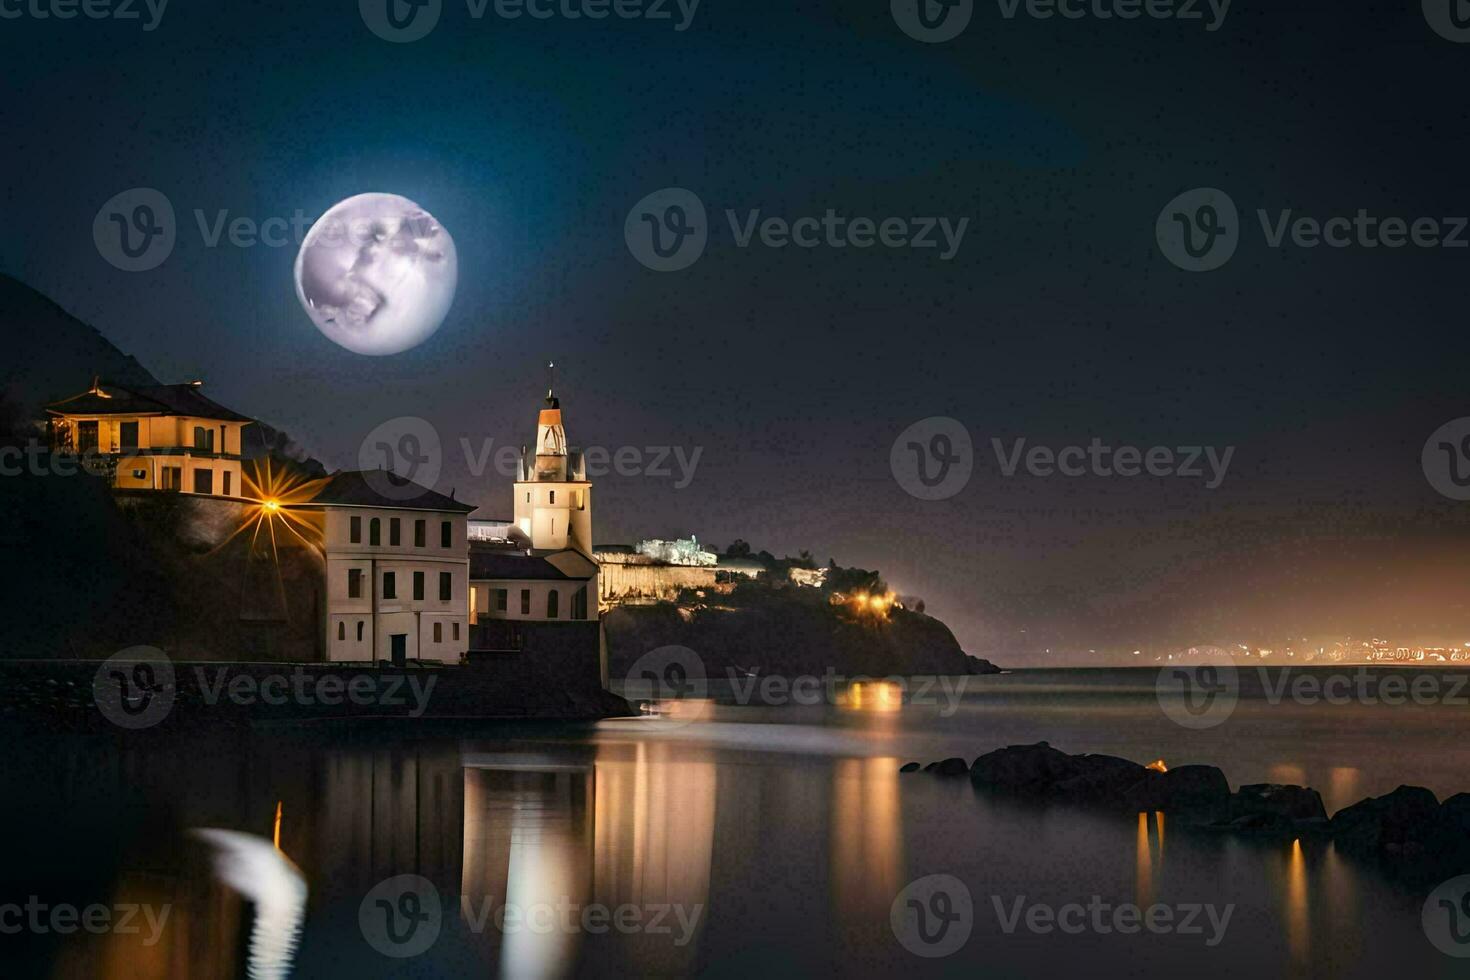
[545, 360, 559, 409]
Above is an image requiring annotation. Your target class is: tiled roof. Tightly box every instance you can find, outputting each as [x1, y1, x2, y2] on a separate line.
[47, 381, 254, 423]
[470, 551, 594, 581]
[310, 470, 477, 513]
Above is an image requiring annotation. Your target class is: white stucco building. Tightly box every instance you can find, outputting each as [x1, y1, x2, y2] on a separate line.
[315, 470, 475, 664]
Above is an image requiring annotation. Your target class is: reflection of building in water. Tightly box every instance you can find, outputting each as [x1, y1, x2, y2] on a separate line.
[1285, 839, 1309, 969]
[312, 745, 465, 899]
[461, 762, 595, 978]
[459, 744, 716, 977]
[831, 755, 903, 934]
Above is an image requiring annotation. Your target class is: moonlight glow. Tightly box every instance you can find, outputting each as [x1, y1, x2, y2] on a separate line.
[293, 193, 458, 356]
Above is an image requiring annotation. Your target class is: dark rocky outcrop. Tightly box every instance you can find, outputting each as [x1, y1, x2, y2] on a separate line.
[910, 742, 1470, 876]
[605, 598, 999, 683]
[1232, 784, 1327, 823]
[1122, 766, 1230, 820]
[1330, 785, 1442, 854]
[925, 757, 970, 776]
[970, 741, 1082, 793]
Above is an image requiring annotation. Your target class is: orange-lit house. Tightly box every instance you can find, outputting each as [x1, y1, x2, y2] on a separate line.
[47, 378, 254, 497]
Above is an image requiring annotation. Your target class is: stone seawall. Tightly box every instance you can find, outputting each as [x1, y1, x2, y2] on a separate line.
[0, 657, 630, 731]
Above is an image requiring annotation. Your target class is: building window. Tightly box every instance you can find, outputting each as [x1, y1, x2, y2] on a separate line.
[161, 466, 181, 491]
[441, 521, 451, 548]
[357, 621, 364, 642]
[77, 420, 99, 453]
[193, 469, 213, 494]
[338, 622, 345, 641]
[525, 492, 530, 503]
[390, 518, 401, 546]
[439, 572, 452, 601]
[495, 589, 508, 612]
[547, 590, 559, 619]
[572, 585, 588, 620]
[549, 490, 556, 504]
[433, 622, 443, 643]
[414, 519, 425, 547]
[551, 519, 556, 536]
[520, 590, 530, 615]
[453, 622, 460, 641]
[348, 568, 362, 599]
[383, 572, 396, 599]
[413, 572, 425, 601]
[193, 426, 214, 451]
[223, 471, 232, 496]
[351, 516, 361, 543]
[119, 421, 139, 449]
[370, 518, 381, 546]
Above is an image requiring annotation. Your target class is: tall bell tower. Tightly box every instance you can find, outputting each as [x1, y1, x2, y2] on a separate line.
[514, 363, 592, 555]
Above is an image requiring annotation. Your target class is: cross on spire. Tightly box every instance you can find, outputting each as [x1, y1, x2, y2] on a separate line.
[545, 360, 559, 408]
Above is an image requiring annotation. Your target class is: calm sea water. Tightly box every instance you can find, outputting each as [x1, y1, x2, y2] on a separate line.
[9, 667, 1470, 978]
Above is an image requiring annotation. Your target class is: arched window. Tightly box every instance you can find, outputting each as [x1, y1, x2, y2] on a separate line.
[369, 518, 381, 546]
[356, 621, 364, 642]
[546, 589, 559, 619]
[337, 622, 345, 641]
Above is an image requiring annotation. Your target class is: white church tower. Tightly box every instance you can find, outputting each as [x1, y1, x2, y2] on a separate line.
[514, 364, 592, 555]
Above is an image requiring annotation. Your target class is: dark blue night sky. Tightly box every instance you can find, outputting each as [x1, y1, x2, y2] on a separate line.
[5, 0, 1470, 656]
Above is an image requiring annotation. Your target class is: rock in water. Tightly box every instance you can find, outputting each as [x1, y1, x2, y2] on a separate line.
[1330, 785, 1440, 853]
[925, 757, 971, 777]
[970, 742, 1080, 793]
[1232, 784, 1327, 822]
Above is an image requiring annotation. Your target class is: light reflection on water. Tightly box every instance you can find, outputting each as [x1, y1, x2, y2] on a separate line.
[13, 669, 1470, 978]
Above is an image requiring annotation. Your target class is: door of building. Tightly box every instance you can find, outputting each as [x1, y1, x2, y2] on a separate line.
[390, 633, 407, 666]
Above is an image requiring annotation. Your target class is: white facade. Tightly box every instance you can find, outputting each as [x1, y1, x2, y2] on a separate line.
[512, 392, 593, 555]
[322, 504, 470, 663]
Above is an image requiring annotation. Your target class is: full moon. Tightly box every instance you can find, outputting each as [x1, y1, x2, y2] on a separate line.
[293, 193, 458, 356]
